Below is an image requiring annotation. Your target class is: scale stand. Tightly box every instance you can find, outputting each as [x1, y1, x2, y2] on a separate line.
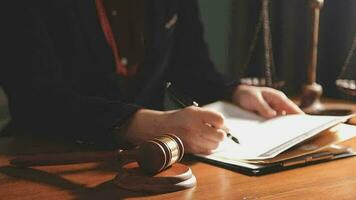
[300, 0, 353, 116]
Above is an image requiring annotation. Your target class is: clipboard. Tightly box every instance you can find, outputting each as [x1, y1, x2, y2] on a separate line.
[194, 123, 356, 176]
[196, 145, 356, 176]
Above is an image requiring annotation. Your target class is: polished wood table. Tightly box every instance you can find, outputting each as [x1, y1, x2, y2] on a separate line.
[0, 101, 355, 200]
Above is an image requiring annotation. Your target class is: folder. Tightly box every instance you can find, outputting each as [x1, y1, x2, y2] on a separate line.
[194, 101, 356, 176]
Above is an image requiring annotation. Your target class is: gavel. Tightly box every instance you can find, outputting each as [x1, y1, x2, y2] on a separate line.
[10, 134, 184, 174]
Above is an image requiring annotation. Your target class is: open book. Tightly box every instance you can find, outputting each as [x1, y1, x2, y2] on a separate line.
[196, 101, 356, 174]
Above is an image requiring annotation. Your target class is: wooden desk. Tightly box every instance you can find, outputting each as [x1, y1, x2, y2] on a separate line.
[0, 101, 355, 200]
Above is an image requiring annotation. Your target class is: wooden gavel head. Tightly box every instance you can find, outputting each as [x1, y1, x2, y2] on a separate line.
[135, 134, 184, 174]
[10, 134, 185, 175]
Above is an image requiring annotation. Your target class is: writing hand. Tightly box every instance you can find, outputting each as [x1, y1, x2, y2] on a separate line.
[124, 107, 226, 154]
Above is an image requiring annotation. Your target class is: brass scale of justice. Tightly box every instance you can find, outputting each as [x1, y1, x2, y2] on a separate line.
[240, 0, 356, 115]
[9, 0, 356, 194]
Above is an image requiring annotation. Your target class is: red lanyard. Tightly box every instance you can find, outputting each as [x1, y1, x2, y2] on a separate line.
[95, 0, 138, 77]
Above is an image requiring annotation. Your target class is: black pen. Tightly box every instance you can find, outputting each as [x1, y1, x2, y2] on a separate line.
[165, 82, 240, 144]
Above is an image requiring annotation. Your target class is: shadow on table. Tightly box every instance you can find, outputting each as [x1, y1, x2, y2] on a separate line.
[0, 165, 162, 200]
[0, 133, 197, 199]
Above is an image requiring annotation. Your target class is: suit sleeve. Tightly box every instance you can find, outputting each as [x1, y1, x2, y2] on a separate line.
[167, 0, 239, 105]
[0, 2, 140, 148]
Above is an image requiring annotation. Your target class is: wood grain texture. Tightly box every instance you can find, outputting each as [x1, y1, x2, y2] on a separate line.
[0, 100, 355, 200]
[114, 163, 196, 193]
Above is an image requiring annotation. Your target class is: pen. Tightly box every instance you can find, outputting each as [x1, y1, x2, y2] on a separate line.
[165, 82, 240, 144]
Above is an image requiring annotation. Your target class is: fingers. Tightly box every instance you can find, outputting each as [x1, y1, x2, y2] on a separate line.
[254, 92, 278, 118]
[233, 85, 304, 117]
[200, 125, 226, 143]
[278, 98, 304, 114]
[186, 128, 225, 154]
[261, 88, 304, 115]
[190, 108, 226, 153]
[179, 107, 227, 154]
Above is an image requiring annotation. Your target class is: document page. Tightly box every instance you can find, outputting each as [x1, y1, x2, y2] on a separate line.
[201, 101, 352, 160]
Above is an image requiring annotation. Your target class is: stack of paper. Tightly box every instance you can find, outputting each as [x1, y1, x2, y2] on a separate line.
[196, 101, 356, 173]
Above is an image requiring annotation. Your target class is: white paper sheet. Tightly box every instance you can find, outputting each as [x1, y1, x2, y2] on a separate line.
[201, 101, 353, 160]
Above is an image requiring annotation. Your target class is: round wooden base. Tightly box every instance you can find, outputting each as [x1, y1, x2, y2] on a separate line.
[114, 162, 196, 193]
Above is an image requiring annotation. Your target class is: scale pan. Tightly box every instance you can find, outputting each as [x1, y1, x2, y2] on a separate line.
[335, 79, 356, 96]
[240, 77, 285, 89]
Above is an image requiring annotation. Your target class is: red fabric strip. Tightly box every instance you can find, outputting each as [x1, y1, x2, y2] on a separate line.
[95, 0, 138, 76]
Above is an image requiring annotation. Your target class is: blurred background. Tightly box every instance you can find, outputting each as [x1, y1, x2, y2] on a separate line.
[199, 0, 356, 101]
[1, 0, 355, 131]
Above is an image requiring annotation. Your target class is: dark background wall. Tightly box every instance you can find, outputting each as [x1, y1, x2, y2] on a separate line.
[198, 0, 230, 73]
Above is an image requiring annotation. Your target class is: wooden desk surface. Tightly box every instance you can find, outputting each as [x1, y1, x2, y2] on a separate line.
[0, 100, 355, 200]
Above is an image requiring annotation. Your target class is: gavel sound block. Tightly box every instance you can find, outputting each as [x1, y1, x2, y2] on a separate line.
[10, 134, 196, 193]
[115, 134, 196, 193]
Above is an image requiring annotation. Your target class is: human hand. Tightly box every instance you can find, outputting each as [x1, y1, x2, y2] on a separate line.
[232, 85, 304, 118]
[125, 107, 226, 154]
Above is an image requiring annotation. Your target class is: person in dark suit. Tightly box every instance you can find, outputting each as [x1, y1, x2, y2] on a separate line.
[0, 0, 302, 154]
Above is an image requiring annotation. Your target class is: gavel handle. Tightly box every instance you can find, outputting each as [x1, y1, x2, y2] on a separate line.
[10, 150, 137, 167]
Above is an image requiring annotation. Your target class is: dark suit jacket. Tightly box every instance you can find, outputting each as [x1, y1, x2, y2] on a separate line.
[0, 0, 237, 148]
